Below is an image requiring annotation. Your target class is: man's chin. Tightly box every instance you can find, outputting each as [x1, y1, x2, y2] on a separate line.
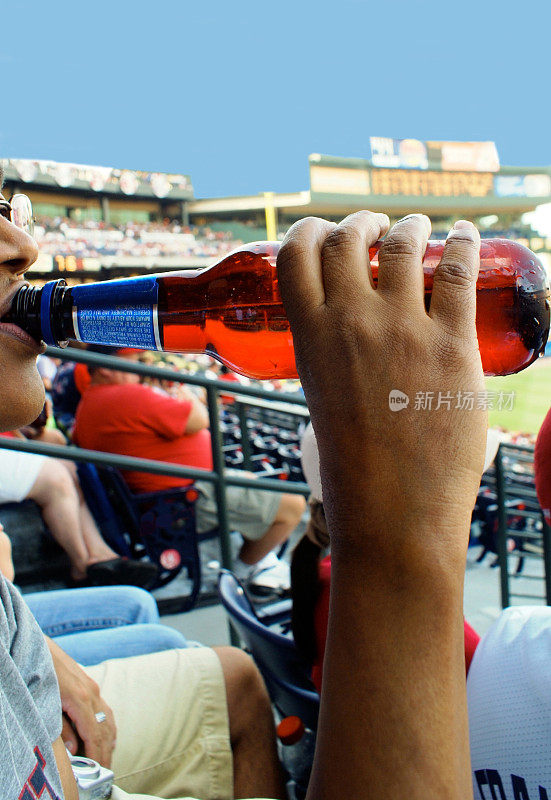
[0, 362, 45, 432]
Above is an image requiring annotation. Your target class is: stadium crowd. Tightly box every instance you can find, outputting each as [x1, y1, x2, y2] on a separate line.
[4, 187, 551, 799]
[31, 213, 542, 265]
[34, 216, 242, 260]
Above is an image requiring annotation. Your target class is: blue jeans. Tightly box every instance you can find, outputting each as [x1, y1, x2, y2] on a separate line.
[25, 585, 190, 666]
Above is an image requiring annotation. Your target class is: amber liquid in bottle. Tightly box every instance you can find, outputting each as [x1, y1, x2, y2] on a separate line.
[154, 240, 550, 379]
[6, 239, 550, 379]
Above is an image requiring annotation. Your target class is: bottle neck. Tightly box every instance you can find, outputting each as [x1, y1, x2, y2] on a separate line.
[7, 280, 73, 347]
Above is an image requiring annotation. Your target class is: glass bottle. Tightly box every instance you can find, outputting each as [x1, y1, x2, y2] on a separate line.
[5, 239, 549, 379]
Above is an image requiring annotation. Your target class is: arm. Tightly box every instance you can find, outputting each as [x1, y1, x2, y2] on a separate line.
[277, 212, 485, 800]
[144, 384, 209, 437]
[177, 384, 210, 432]
[52, 736, 78, 800]
[0, 524, 14, 581]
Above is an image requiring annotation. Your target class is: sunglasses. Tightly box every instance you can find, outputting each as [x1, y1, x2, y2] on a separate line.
[0, 194, 34, 238]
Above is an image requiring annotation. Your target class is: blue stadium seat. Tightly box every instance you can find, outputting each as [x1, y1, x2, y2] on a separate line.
[77, 463, 203, 610]
[217, 569, 319, 731]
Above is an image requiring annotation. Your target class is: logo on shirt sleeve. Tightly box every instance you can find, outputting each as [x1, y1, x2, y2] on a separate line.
[19, 747, 61, 800]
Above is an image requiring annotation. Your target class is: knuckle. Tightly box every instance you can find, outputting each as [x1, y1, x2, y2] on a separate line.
[276, 239, 303, 270]
[321, 224, 363, 258]
[345, 209, 381, 229]
[277, 218, 330, 273]
[380, 232, 421, 260]
[435, 258, 475, 289]
[295, 215, 325, 231]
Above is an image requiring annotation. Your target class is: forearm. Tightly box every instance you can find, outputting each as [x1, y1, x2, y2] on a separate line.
[52, 736, 78, 800]
[0, 537, 14, 581]
[45, 635, 62, 660]
[308, 538, 473, 800]
[183, 390, 210, 431]
[276, 212, 485, 800]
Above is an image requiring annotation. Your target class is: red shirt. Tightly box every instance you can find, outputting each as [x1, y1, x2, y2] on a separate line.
[311, 555, 480, 693]
[74, 383, 212, 492]
[219, 371, 241, 404]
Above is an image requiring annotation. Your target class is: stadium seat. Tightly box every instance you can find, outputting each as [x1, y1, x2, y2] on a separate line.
[78, 463, 203, 610]
[217, 569, 319, 731]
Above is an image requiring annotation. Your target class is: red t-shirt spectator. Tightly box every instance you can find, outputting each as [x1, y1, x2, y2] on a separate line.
[74, 383, 212, 492]
[311, 556, 480, 692]
[219, 371, 241, 404]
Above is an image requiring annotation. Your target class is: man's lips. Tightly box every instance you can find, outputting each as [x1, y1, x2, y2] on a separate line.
[0, 321, 45, 353]
[0, 282, 43, 351]
[0, 281, 28, 321]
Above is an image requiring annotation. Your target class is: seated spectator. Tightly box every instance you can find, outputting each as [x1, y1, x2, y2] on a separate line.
[17, 399, 67, 445]
[0, 522, 189, 664]
[73, 351, 305, 594]
[467, 606, 551, 796]
[51, 356, 91, 435]
[463, 404, 551, 796]
[0, 434, 157, 587]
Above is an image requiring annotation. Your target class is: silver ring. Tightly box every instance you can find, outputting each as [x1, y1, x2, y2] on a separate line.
[95, 711, 107, 724]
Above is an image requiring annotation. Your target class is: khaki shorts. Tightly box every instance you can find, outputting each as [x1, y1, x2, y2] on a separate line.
[85, 647, 233, 800]
[195, 470, 282, 541]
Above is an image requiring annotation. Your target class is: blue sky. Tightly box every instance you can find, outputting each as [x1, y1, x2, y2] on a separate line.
[2, 0, 549, 197]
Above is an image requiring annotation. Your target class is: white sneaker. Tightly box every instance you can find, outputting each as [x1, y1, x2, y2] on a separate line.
[246, 551, 291, 597]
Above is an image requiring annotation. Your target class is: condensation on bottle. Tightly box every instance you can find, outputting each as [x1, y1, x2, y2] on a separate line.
[4, 239, 550, 379]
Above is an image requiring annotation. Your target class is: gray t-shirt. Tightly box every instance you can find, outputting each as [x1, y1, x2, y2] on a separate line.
[0, 574, 63, 798]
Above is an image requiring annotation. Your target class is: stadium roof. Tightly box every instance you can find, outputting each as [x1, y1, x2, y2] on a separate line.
[189, 153, 551, 218]
[3, 159, 194, 201]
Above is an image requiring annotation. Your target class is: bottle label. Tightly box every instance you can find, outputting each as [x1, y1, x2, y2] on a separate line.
[71, 277, 161, 349]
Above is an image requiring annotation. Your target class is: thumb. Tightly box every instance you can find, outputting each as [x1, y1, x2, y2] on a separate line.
[62, 716, 78, 755]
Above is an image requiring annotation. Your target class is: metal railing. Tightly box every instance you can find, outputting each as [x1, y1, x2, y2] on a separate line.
[0, 346, 311, 606]
[495, 442, 551, 607]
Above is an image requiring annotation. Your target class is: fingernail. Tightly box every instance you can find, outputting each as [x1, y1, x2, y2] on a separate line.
[447, 220, 478, 240]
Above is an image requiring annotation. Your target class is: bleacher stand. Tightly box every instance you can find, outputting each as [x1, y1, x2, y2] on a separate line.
[34, 217, 241, 260]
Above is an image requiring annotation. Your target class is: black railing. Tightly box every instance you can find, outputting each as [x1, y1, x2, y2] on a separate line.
[0, 347, 311, 613]
[495, 442, 551, 607]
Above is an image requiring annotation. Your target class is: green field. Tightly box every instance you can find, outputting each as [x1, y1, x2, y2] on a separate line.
[486, 357, 551, 433]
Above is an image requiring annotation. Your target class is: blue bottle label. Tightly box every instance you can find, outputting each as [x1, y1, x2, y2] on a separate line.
[71, 277, 161, 350]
